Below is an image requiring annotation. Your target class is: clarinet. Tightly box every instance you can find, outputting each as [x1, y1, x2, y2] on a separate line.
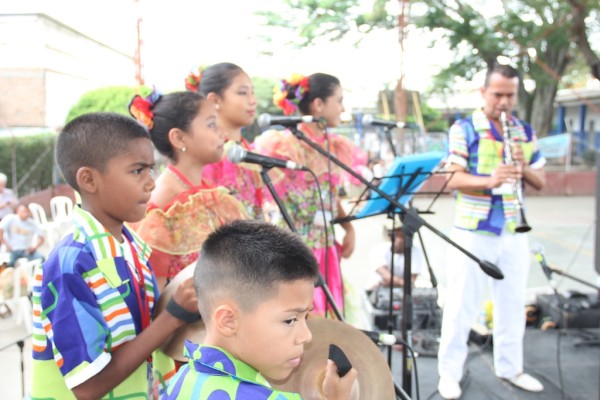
[500, 111, 531, 233]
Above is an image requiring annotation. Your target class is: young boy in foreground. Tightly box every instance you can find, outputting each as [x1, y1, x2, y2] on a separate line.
[163, 220, 357, 399]
[31, 112, 199, 399]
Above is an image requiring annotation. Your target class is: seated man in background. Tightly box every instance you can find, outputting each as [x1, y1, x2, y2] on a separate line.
[366, 219, 425, 293]
[366, 219, 426, 331]
[0, 204, 45, 267]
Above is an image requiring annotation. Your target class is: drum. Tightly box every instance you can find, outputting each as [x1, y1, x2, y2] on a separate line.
[269, 318, 395, 400]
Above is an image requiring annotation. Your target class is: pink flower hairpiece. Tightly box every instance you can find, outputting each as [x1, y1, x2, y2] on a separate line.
[272, 73, 310, 115]
[128, 87, 161, 130]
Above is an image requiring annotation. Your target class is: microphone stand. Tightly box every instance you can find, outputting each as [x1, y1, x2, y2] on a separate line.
[0, 334, 31, 399]
[384, 126, 398, 157]
[259, 167, 344, 321]
[260, 166, 411, 400]
[288, 126, 503, 397]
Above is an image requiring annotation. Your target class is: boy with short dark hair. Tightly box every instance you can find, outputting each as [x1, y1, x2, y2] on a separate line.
[31, 112, 199, 399]
[163, 220, 357, 399]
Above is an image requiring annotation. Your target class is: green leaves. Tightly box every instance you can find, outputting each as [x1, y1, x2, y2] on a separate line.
[65, 86, 153, 124]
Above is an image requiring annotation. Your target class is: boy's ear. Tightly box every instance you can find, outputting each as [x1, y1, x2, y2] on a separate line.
[76, 167, 98, 194]
[213, 303, 238, 337]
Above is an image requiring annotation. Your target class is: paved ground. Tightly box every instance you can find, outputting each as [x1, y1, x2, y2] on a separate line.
[0, 195, 597, 399]
[340, 195, 597, 309]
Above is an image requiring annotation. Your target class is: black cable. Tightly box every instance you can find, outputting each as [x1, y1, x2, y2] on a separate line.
[395, 338, 421, 400]
[558, 221, 594, 284]
[553, 287, 566, 400]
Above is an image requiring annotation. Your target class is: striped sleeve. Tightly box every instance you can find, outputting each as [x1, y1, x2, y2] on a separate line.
[445, 122, 469, 168]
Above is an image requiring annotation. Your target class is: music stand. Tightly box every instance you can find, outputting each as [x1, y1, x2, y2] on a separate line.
[335, 151, 446, 389]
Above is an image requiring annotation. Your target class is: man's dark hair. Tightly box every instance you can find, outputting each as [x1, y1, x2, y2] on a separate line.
[484, 62, 520, 87]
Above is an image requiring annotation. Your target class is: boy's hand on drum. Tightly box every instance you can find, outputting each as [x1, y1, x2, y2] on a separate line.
[172, 277, 198, 314]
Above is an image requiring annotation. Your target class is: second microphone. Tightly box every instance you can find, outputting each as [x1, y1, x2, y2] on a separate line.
[226, 143, 308, 171]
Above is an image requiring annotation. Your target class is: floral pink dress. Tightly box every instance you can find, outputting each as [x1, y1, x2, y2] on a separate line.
[201, 138, 266, 220]
[254, 124, 367, 316]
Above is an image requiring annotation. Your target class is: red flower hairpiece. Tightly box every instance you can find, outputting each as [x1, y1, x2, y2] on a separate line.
[128, 87, 161, 130]
[184, 66, 206, 92]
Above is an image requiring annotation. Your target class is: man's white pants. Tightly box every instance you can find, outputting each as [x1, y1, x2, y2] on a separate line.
[438, 228, 529, 382]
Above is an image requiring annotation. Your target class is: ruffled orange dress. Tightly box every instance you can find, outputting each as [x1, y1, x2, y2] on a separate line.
[132, 165, 249, 279]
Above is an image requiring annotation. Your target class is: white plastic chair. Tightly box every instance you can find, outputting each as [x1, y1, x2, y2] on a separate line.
[0, 258, 41, 333]
[28, 202, 56, 251]
[50, 196, 74, 222]
[28, 202, 48, 225]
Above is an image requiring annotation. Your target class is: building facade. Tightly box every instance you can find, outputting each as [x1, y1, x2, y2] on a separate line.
[0, 13, 135, 130]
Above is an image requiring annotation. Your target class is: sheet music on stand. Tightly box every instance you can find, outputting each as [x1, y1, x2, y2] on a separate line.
[335, 151, 449, 224]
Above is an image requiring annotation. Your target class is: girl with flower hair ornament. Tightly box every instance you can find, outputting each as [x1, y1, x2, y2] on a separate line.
[128, 90, 248, 291]
[254, 72, 367, 318]
[184, 62, 269, 220]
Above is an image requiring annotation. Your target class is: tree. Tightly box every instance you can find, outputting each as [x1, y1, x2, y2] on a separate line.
[253, 77, 282, 116]
[260, 0, 600, 137]
[65, 86, 152, 124]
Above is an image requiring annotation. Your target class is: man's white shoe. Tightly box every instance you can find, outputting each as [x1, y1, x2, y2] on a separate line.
[506, 373, 544, 392]
[438, 377, 462, 399]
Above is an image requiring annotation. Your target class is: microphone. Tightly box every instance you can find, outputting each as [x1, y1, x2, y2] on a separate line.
[257, 113, 314, 129]
[531, 243, 553, 281]
[361, 330, 401, 347]
[362, 114, 407, 129]
[226, 144, 308, 171]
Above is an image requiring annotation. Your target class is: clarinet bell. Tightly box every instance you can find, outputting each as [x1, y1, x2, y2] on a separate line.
[515, 208, 531, 233]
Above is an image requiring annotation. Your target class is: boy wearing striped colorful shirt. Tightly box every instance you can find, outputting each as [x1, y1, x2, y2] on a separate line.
[31, 113, 199, 399]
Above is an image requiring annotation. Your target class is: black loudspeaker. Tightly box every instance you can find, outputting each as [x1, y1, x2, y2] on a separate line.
[535, 291, 600, 329]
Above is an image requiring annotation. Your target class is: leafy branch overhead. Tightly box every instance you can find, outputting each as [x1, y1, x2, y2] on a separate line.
[256, 0, 396, 47]
[259, 0, 600, 137]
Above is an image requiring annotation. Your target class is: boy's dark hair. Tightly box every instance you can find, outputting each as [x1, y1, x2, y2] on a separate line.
[484, 63, 519, 87]
[56, 112, 150, 190]
[195, 220, 318, 318]
[148, 91, 206, 160]
[298, 73, 341, 115]
[198, 62, 244, 97]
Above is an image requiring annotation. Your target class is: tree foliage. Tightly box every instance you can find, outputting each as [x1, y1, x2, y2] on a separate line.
[257, 0, 396, 47]
[252, 77, 282, 116]
[0, 134, 55, 196]
[261, 0, 600, 136]
[65, 86, 152, 124]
